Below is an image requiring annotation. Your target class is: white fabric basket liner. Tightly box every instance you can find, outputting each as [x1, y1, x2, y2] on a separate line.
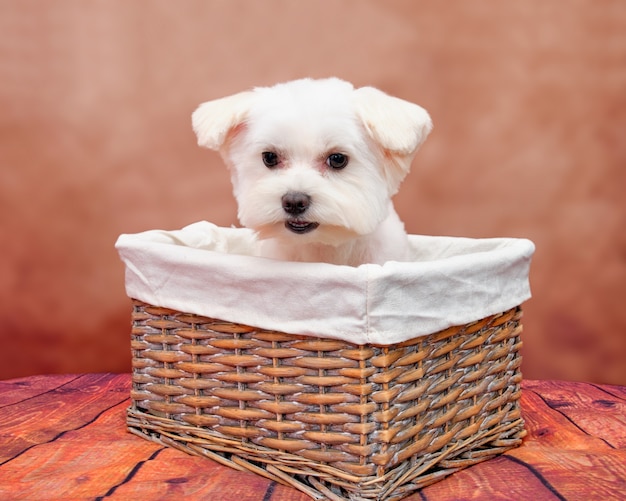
[115, 221, 534, 345]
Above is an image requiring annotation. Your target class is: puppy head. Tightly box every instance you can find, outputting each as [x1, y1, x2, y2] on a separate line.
[192, 78, 432, 245]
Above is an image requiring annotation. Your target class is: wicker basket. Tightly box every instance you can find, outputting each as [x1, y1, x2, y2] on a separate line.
[127, 298, 526, 501]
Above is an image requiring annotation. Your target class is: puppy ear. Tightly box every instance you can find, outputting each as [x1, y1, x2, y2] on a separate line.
[192, 91, 256, 150]
[353, 86, 433, 156]
[353, 86, 432, 193]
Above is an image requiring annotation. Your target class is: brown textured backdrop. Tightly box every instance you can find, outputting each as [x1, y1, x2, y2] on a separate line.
[0, 1, 624, 384]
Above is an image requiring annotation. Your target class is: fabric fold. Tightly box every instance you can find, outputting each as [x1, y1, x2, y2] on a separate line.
[115, 221, 534, 345]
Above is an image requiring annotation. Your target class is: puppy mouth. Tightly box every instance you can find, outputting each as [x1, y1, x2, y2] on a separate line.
[285, 219, 320, 234]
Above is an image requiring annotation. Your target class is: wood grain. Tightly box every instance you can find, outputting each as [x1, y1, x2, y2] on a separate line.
[418, 380, 626, 501]
[0, 375, 624, 500]
[0, 373, 129, 464]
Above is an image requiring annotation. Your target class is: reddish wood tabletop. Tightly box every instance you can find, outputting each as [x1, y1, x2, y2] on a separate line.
[0, 374, 624, 500]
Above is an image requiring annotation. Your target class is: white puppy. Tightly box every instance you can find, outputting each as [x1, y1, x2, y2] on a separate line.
[192, 78, 432, 266]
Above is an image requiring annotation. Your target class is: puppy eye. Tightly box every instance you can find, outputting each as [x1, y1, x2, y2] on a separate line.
[262, 151, 280, 168]
[326, 153, 349, 170]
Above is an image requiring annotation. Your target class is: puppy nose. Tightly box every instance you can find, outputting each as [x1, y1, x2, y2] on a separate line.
[281, 192, 311, 215]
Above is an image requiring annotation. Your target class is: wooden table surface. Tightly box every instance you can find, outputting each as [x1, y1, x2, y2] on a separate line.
[0, 374, 624, 500]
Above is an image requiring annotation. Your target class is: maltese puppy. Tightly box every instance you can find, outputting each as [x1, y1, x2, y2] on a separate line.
[192, 77, 432, 266]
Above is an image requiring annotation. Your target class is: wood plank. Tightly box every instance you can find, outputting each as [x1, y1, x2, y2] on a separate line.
[519, 383, 617, 450]
[0, 373, 130, 464]
[0, 374, 81, 406]
[408, 381, 626, 500]
[413, 455, 564, 501]
[0, 373, 309, 501]
[0, 398, 163, 500]
[104, 447, 309, 501]
[505, 384, 626, 500]
[1, 375, 624, 501]
[596, 383, 626, 401]
[524, 379, 626, 448]
[508, 447, 626, 500]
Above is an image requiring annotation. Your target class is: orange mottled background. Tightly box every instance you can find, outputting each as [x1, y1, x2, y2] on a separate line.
[1, 1, 624, 384]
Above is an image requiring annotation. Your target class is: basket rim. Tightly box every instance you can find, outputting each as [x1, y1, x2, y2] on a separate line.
[116, 221, 534, 345]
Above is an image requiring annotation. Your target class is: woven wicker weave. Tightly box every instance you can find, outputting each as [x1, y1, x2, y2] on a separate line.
[128, 299, 525, 500]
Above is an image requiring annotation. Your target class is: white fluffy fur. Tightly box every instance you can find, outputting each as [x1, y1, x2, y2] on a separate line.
[192, 78, 432, 266]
